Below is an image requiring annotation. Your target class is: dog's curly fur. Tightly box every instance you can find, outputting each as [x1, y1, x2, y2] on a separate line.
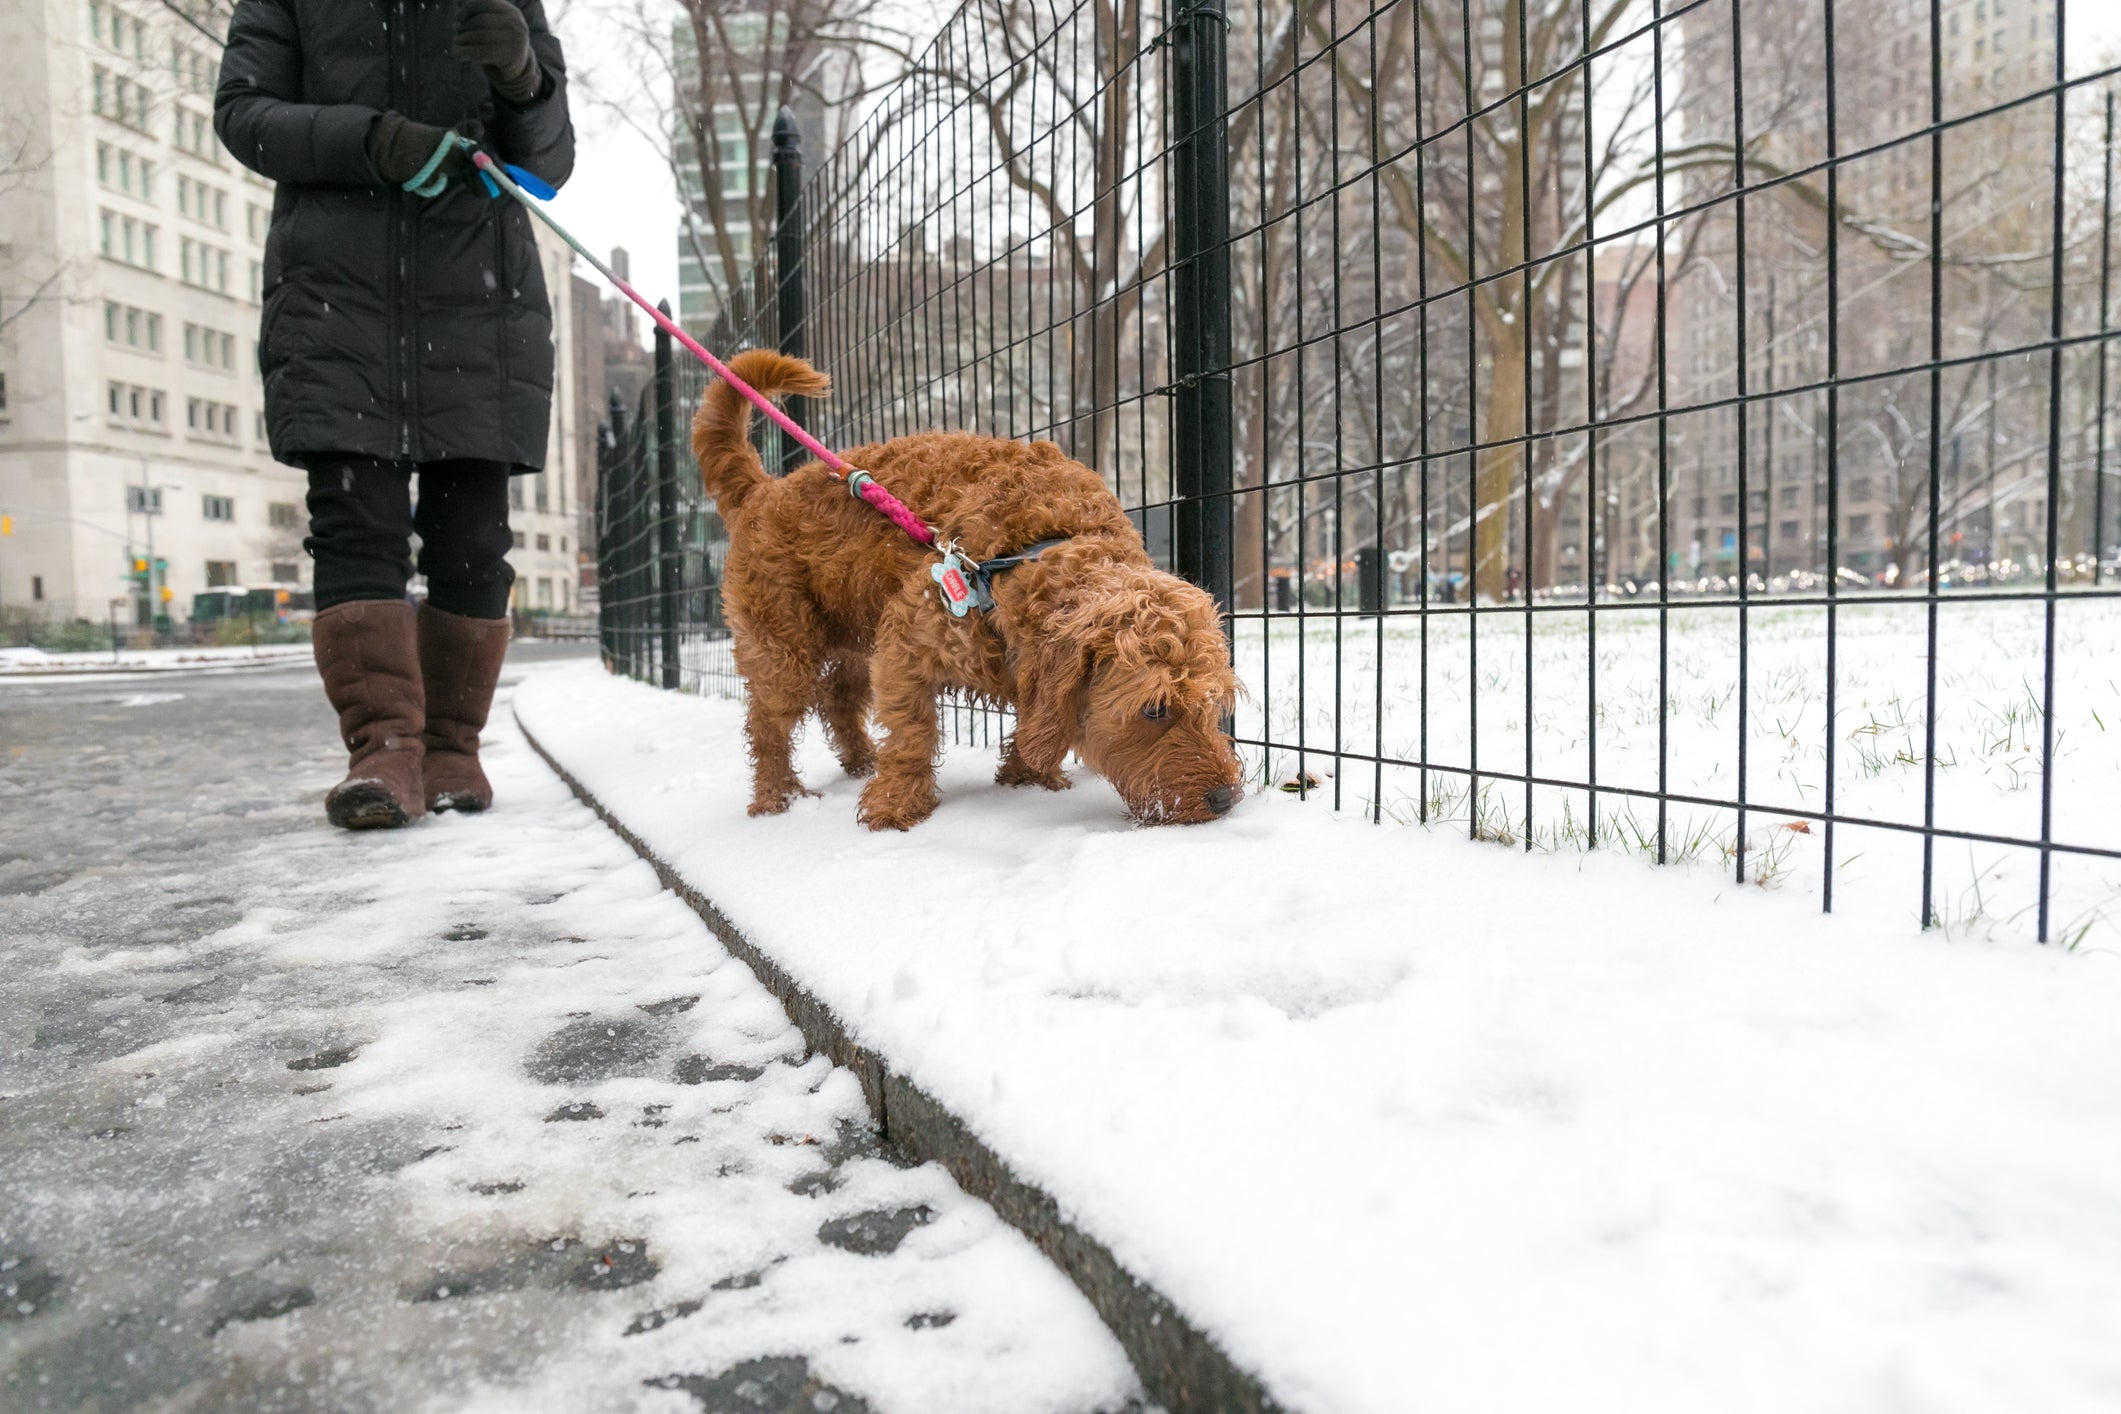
[693, 349, 1245, 831]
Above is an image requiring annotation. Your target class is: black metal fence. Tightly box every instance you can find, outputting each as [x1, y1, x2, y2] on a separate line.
[599, 0, 2121, 947]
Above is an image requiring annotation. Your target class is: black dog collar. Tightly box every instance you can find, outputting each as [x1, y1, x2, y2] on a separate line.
[970, 537, 1070, 611]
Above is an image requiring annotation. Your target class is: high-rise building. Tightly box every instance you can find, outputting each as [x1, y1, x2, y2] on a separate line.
[1672, 0, 2064, 584]
[0, 0, 303, 629]
[672, 11, 773, 337]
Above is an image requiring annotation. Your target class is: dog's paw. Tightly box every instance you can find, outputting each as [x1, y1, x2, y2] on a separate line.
[857, 784, 936, 832]
[839, 753, 877, 780]
[996, 759, 1071, 791]
[747, 785, 818, 817]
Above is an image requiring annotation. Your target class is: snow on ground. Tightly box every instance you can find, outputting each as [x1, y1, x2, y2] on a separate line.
[1233, 595, 2121, 947]
[517, 659, 2121, 1414]
[0, 662, 1142, 1413]
[0, 643, 311, 677]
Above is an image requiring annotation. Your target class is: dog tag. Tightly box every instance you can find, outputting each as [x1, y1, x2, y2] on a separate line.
[931, 552, 976, 618]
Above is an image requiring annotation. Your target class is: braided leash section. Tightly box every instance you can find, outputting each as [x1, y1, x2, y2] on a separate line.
[846, 472, 936, 546]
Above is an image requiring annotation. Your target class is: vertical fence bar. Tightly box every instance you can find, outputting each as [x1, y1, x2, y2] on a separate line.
[2098, 91, 2114, 587]
[1821, 0, 1841, 913]
[597, 392, 622, 668]
[2035, 1, 2067, 941]
[774, 106, 810, 475]
[656, 302, 681, 692]
[1921, 0, 1944, 926]
[1170, 0, 1234, 613]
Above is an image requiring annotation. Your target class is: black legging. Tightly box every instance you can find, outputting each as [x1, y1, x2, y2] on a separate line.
[305, 456, 516, 619]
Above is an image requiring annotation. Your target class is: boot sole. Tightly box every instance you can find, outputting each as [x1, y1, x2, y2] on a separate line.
[429, 793, 491, 814]
[327, 781, 415, 830]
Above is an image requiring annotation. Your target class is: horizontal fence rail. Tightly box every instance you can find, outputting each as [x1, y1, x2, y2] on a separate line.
[599, 0, 2121, 948]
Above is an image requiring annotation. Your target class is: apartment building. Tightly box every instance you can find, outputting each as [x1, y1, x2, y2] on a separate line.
[0, 1, 596, 628]
[0, 0, 303, 626]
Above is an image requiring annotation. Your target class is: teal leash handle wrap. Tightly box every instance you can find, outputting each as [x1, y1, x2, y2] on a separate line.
[401, 130, 473, 198]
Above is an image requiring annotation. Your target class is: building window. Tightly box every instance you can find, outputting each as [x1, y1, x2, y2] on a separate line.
[126, 486, 162, 514]
[183, 323, 236, 370]
[1848, 514, 1872, 537]
[31, 576, 42, 602]
[202, 494, 235, 522]
[511, 530, 526, 549]
[536, 533, 551, 551]
[173, 107, 220, 163]
[187, 399, 240, 441]
[109, 382, 166, 429]
[205, 560, 238, 587]
[1780, 520, 1800, 541]
[268, 501, 301, 530]
[270, 562, 300, 582]
[100, 210, 160, 270]
[105, 301, 161, 353]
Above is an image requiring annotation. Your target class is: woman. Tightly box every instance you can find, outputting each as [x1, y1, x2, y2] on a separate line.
[215, 0, 573, 828]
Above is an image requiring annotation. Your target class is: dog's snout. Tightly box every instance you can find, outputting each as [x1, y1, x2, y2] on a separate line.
[1205, 784, 1242, 816]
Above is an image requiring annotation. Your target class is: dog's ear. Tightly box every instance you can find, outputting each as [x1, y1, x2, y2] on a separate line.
[1010, 618, 1094, 775]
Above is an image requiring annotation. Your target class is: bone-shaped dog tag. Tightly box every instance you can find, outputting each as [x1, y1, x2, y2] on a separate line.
[931, 552, 976, 618]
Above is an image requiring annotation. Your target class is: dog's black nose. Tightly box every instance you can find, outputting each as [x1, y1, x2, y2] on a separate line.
[1206, 784, 1242, 816]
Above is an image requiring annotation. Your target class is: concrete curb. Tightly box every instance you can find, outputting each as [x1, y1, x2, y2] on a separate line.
[515, 704, 1287, 1414]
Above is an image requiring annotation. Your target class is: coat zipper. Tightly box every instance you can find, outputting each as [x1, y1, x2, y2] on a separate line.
[392, 0, 414, 459]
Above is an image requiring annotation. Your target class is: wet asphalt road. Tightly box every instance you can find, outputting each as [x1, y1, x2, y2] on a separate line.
[0, 645, 1142, 1414]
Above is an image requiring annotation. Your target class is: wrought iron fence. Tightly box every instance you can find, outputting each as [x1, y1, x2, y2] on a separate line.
[598, 0, 2121, 946]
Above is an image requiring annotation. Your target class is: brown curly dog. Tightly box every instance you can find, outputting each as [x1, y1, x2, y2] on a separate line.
[692, 349, 1245, 831]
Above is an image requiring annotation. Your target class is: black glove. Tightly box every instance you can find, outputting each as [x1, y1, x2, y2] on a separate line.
[367, 114, 484, 187]
[454, 0, 541, 105]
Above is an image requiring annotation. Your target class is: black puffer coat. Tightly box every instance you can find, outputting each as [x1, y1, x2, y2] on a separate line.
[214, 0, 573, 469]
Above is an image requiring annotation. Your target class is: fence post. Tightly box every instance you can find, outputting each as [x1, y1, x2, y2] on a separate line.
[656, 300, 683, 690]
[1170, 0, 1234, 610]
[598, 390, 624, 669]
[773, 106, 810, 474]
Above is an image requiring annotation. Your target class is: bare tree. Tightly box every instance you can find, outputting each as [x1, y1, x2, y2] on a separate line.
[0, 122, 63, 340]
[580, 0, 902, 334]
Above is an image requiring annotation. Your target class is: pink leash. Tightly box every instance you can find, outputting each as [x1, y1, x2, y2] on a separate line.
[473, 152, 937, 548]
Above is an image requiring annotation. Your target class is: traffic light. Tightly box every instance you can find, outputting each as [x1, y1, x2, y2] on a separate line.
[0, 514, 12, 536]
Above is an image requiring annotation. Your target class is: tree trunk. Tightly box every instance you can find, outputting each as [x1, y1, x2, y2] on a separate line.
[1474, 336, 1525, 602]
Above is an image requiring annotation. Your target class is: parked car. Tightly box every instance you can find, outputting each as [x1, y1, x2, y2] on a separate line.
[190, 584, 316, 625]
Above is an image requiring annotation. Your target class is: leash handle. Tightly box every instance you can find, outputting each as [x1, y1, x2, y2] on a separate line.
[402, 129, 473, 197]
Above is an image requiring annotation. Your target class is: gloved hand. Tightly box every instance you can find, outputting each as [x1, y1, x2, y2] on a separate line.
[454, 0, 542, 105]
[368, 115, 484, 188]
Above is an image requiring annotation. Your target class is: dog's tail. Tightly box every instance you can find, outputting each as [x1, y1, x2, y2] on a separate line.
[690, 350, 832, 515]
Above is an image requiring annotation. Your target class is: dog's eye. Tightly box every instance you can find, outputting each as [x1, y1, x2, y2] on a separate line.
[1141, 703, 1168, 721]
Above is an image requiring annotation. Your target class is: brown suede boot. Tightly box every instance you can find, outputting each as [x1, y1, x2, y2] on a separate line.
[312, 600, 426, 829]
[418, 603, 511, 813]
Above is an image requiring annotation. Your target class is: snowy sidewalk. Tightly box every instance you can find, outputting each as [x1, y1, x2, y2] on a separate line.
[516, 660, 2121, 1414]
[0, 662, 1142, 1412]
